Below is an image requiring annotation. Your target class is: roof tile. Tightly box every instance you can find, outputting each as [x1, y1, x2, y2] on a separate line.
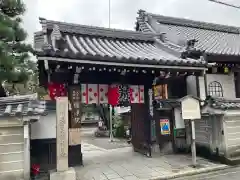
[0, 94, 46, 118]
[137, 10, 240, 56]
[207, 97, 240, 110]
[35, 18, 206, 67]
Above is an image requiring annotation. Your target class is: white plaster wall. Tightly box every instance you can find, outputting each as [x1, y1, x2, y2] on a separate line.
[174, 108, 185, 129]
[198, 76, 206, 100]
[186, 75, 197, 97]
[31, 112, 56, 139]
[186, 74, 236, 100]
[205, 74, 235, 99]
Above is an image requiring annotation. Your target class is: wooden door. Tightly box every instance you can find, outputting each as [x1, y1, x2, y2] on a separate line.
[131, 104, 150, 156]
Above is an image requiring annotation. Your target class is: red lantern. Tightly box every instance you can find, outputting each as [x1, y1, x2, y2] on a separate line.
[48, 83, 67, 100]
[108, 84, 119, 106]
[108, 84, 130, 106]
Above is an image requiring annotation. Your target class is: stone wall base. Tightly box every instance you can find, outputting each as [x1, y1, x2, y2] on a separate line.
[49, 167, 76, 180]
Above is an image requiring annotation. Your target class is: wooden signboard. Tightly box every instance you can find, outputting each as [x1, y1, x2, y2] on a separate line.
[153, 84, 168, 100]
[69, 128, 81, 145]
[69, 86, 82, 128]
[181, 96, 201, 120]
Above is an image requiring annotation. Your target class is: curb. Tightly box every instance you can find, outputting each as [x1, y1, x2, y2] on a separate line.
[151, 164, 229, 180]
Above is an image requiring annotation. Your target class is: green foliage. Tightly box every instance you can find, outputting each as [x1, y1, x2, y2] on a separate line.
[113, 114, 125, 137]
[3, 71, 47, 97]
[0, 0, 34, 96]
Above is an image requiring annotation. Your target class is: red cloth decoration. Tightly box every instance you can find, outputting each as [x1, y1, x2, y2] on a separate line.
[48, 83, 67, 100]
[31, 164, 40, 175]
[108, 84, 119, 106]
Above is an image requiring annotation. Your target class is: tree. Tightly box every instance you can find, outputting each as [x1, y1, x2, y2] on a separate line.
[0, 0, 34, 97]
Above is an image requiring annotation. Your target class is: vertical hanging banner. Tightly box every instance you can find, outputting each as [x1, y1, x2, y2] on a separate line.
[108, 84, 120, 106]
[108, 84, 131, 106]
[81, 84, 109, 104]
[69, 86, 82, 128]
[160, 119, 170, 135]
[118, 84, 130, 106]
[99, 84, 109, 104]
[129, 85, 144, 104]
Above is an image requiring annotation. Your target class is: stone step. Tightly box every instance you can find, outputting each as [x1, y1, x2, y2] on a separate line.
[0, 143, 24, 154]
[0, 160, 24, 172]
[0, 169, 24, 180]
[0, 151, 24, 162]
[0, 134, 23, 144]
[226, 156, 240, 165]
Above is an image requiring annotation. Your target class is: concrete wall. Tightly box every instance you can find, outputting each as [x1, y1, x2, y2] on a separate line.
[0, 119, 24, 179]
[31, 112, 56, 139]
[31, 112, 100, 140]
[223, 114, 240, 158]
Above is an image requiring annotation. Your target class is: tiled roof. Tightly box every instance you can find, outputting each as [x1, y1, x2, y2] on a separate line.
[136, 10, 240, 56]
[206, 97, 240, 110]
[34, 18, 206, 67]
[0, 94, 46, 117]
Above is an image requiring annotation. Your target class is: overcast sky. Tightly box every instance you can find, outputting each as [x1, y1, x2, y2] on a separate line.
[22, 0, 240, 44]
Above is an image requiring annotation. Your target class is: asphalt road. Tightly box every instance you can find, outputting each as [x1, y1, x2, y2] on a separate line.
[173, 165, 240, 180]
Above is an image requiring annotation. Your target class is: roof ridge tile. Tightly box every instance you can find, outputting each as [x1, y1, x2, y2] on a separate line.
[39, 17, 157, 41]
[141, 10, 240, 34]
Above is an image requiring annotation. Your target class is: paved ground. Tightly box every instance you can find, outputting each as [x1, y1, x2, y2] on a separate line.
[37, 127, 228, 180]
[75, 127, 228, 180]
[76, 146, 227, 180]
[173, 165, 240, 180]
[81, 126, 131, 151]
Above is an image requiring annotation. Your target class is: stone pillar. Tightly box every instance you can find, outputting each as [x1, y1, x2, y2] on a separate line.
[23, 122, 30, 180]
[49, 97, 76, 180]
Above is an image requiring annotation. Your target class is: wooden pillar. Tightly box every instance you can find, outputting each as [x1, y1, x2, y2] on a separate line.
[68, 86, 83, 167]
[144, 83, 153, 157]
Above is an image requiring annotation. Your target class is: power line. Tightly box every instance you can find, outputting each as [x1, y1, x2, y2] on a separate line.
[209, 0, 240, 9]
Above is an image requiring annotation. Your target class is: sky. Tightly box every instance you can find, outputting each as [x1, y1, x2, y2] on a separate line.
[22, 0, 240, 44]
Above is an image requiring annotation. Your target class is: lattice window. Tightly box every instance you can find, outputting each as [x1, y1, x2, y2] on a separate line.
[208, 81, 223, 97]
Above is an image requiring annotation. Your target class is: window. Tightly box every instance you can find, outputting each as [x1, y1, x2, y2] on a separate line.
[208, 81, 223, 97]
[153, 84, 168, 100]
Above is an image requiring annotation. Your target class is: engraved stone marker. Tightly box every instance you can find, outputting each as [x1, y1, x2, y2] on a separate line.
[56, 97, 69, 172]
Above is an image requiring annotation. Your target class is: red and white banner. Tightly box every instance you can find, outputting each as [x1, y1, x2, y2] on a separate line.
[129, 85, 144, 104]
[81, 84, 109, 104]
[80, 84, 144, 105]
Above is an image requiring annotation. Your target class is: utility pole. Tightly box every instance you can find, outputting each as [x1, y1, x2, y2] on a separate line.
[108, 0, 111, 28]
[108, 0, 114, 142]
[209, 0, 240, 9]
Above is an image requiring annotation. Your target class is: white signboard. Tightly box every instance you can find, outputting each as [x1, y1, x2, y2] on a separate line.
[181, 97, 201, 120]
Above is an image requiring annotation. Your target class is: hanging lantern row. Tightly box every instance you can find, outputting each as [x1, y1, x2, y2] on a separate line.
[57, 65, 197, 77]
[211, 66, 231, 74]
[215, 63, 239, 68]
